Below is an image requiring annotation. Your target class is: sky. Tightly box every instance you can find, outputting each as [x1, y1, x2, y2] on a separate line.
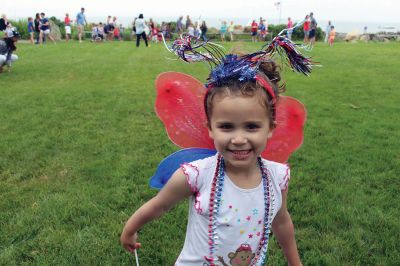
[2, 0, 399, 24]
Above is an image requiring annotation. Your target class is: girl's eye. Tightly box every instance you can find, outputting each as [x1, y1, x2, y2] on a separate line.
[247, 124, 260, 130]
[218, 123, 233, 130]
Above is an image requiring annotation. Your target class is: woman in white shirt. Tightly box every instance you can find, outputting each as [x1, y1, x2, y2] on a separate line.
[135, 14, 148, 47]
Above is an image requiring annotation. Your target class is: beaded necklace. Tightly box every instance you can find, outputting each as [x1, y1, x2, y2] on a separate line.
[204, 154, 275, 265]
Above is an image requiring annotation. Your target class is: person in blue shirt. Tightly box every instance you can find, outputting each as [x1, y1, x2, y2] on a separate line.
[39, 12, 56, 44]
[76, 7, 87, 43]
[28, 17, 34, 45]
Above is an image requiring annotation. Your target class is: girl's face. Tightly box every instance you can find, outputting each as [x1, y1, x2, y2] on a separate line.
[208, 94, 272, 171]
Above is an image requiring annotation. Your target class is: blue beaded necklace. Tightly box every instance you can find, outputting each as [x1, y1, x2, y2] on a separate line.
[204, 154, 275, 265]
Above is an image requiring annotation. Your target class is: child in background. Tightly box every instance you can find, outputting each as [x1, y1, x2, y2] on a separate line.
[251, 19, 258, 42]
[119, 24, 124, 41]
[91, 24, 98, 41]
[329, 25, 336, 47]
[113, 26, 120, 41]
[97, 22, 104, 40]
[64, 13, 72, 42]
[27, 17, 34, 45]
[287, 17, 293, 40]
[120, 42, 307, 264]
[220, 21, 227, 41]
[303, 15, 310, 44]
[151, 25, 159, 42]
[228, 21, 235, 41]
[187, 23, 194, 36]
[258, 19, 267, 41]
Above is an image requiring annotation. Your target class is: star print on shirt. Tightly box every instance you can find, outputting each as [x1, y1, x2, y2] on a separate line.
[248, 233, 254, 238]
[246, 216, 251, 221]
[252, 209, 258, 215]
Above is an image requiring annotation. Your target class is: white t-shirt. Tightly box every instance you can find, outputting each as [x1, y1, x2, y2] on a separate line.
[175, 154, 290, 265]
[135, 18, 146, 35]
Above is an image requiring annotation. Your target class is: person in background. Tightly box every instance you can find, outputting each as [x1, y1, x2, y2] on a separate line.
[194, 21, 200, 38]
[324, 20, 331, 43]
[98, 22, 105, 40]
[309, 12, 317, 47]
[135, 14, 148, 47]
[287, 17, 293, 40]
[176, 16, 183, 34]
[0, 30, 20, 73]
[91, 23, 99, 41]
[328, 25, 335, 47]
[258, 19, 267, 41]
[119, 24, 125, 41]
[220, 21, 227, 42]
[151, 24, 159, 42]
[34, 13, 41, 44]
[228, 21, 234, 41]
[185, 15, 192, 30]
[39, 12, 56, 44]
[64, 13, 72, 42]
[107, 16, 117, 41]
[200, 21, 207, 41]
[27, 17, 35, 45]
[251, 19, 258, 42]
[113, 25, 120, 41]
[303, 15, 310, 44]
[76, 7, 87, 43]
[187, 23, 194, 37]
[148, 18, 156, 41]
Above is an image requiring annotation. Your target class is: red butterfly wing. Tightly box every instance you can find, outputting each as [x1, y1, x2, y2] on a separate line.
[155, 72, 215, 149]
[262, 96, 307, 163]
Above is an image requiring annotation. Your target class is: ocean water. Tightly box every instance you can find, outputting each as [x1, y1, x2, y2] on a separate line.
[91, 16, 399, 34]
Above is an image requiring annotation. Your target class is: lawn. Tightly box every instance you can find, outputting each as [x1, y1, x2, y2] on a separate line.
[1, 40, 399, 265]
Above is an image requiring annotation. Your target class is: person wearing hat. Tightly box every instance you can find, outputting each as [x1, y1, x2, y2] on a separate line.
[0, 30, 20, 73]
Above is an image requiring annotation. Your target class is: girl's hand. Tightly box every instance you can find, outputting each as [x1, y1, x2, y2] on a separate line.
[120, 231, 141, 253]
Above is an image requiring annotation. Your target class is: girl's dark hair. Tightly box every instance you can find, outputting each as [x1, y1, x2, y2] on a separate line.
[205, 60, 284, 129]
[138, 14, 144, 19]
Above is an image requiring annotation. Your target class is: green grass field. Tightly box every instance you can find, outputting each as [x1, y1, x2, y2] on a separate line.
[1, 40, 399, 265]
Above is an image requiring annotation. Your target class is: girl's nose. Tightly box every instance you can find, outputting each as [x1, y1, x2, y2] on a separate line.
[231, 134, 247, 144]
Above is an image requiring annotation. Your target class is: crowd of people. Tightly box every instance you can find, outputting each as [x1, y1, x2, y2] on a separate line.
[1, 9, 335, 73]
[298, 12, 335, 48]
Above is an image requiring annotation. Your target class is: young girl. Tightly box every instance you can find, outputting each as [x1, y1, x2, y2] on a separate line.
[64, 13, 72, 42]
[27, 17, 34, 45]
[121, 57, 305, 265]
[329, 26, 336, 47]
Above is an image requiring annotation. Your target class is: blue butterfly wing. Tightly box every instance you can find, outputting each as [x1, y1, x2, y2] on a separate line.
[149, 148, 217, 189]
